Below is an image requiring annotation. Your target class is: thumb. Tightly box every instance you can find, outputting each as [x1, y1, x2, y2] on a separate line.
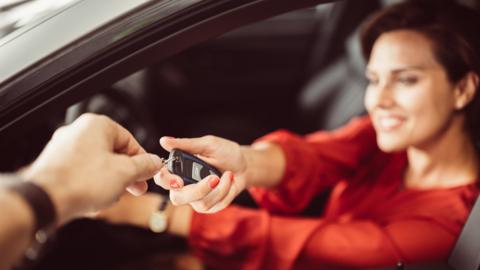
[159, 136, 216, 156]
[127, 153, 164, 182]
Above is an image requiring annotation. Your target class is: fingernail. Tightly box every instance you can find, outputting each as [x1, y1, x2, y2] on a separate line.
[209, 177, 220, 189]
[170, 179, 180, 189]
[229, 172, 235, 182]
[163, 136, 175, 140]
[150, 154, 163, 168]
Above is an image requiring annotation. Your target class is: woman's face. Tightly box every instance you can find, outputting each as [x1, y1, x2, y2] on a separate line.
[365, 30, 458, 152]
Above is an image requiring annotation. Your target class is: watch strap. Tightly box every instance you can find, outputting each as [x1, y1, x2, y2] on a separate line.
[8, 181, 57, 232]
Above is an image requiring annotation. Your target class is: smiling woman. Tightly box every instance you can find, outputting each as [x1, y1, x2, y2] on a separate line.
[361, 0, 480, 189]
[364, 30, 477, 170]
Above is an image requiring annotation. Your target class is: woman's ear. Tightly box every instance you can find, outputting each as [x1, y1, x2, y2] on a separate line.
[454, 72, 479, 110]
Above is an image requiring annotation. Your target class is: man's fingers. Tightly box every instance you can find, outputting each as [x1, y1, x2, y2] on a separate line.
[123, 153, 163, 196]
[127, 153, 164, 182]
[113, 121, 146, 155]
[75, 113, 146, 156]
[126, 182, 148, 196]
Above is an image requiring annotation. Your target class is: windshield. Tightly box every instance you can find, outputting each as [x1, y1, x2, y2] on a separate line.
[0, 0, 81, 38]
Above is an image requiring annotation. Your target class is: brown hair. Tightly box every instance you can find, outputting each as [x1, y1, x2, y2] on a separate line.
[360, 0, 480, 144]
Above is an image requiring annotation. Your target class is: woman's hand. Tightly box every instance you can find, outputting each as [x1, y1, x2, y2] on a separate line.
[154, 135, 248, 213]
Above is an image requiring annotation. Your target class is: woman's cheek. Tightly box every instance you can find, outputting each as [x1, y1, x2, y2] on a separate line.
[364, 87, 377, 113]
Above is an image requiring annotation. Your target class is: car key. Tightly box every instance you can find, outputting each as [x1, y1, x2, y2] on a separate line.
[163, 149, 221, 185]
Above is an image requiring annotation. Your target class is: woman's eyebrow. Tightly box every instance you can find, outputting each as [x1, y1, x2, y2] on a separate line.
[390, 66, 428, 74]
[366, 65, 431, 75]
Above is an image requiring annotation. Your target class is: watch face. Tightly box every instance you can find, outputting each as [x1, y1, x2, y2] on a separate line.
[149, 211, 167, 233]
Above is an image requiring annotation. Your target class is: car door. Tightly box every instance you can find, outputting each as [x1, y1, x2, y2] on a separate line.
[0, 0, 328, 141]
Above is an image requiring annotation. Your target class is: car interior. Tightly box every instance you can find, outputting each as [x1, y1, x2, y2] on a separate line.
[1, 0, 480, 269]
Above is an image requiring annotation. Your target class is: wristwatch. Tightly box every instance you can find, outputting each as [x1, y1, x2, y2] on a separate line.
[149, 195, 170, 233]
[5, 175, 57, 266]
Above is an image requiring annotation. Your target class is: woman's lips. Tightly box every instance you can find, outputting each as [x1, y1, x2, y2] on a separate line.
[376, 115, 405, 131]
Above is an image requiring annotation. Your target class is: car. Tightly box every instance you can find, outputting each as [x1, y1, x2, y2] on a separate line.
[1, 0, 479, 269]
[0, 0, 372, 175]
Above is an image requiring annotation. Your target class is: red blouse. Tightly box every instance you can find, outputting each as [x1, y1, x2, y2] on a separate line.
[188, 116, 479, 270]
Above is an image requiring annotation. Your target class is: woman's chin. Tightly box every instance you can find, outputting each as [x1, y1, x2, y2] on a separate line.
[376, 137, 407, 153]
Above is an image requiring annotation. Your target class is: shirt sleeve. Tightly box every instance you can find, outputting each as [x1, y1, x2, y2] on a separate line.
[249, 116, 378, 214]
[188, 206, 457, 270]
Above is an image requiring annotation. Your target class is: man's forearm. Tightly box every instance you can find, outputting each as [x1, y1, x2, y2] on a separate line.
[0, 190, 35, 270]
[0, 114, 163, 269]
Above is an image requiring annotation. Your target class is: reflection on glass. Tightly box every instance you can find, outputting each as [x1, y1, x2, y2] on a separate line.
[0, 0, 81, 38]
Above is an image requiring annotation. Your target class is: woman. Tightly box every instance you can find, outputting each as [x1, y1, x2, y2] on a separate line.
[104, 0, 480, 269]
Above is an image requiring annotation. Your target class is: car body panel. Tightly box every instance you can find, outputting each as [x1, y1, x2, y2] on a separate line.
[0, 0, 152, 84]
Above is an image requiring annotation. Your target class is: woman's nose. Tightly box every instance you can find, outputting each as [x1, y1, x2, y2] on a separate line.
[372, 83, 395, 108]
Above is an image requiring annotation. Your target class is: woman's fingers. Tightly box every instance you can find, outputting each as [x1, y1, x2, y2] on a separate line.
[206, 182, 240, 213]
[155, 167, 239, 212]
[190, 171, 234, 213]
[159, 135, 218, 157]
[155, 134, 242, 212]
[168, 175, 221, 205]
[153, 166, 184, 189]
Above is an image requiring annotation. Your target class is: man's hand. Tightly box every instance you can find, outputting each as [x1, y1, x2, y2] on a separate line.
[21, 113, 163, 224]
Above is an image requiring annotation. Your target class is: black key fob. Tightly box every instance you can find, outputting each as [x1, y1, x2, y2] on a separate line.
[166, 149, 221, 185]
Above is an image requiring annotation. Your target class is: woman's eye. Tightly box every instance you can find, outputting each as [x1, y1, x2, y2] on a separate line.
[397, 76, 418, 86]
